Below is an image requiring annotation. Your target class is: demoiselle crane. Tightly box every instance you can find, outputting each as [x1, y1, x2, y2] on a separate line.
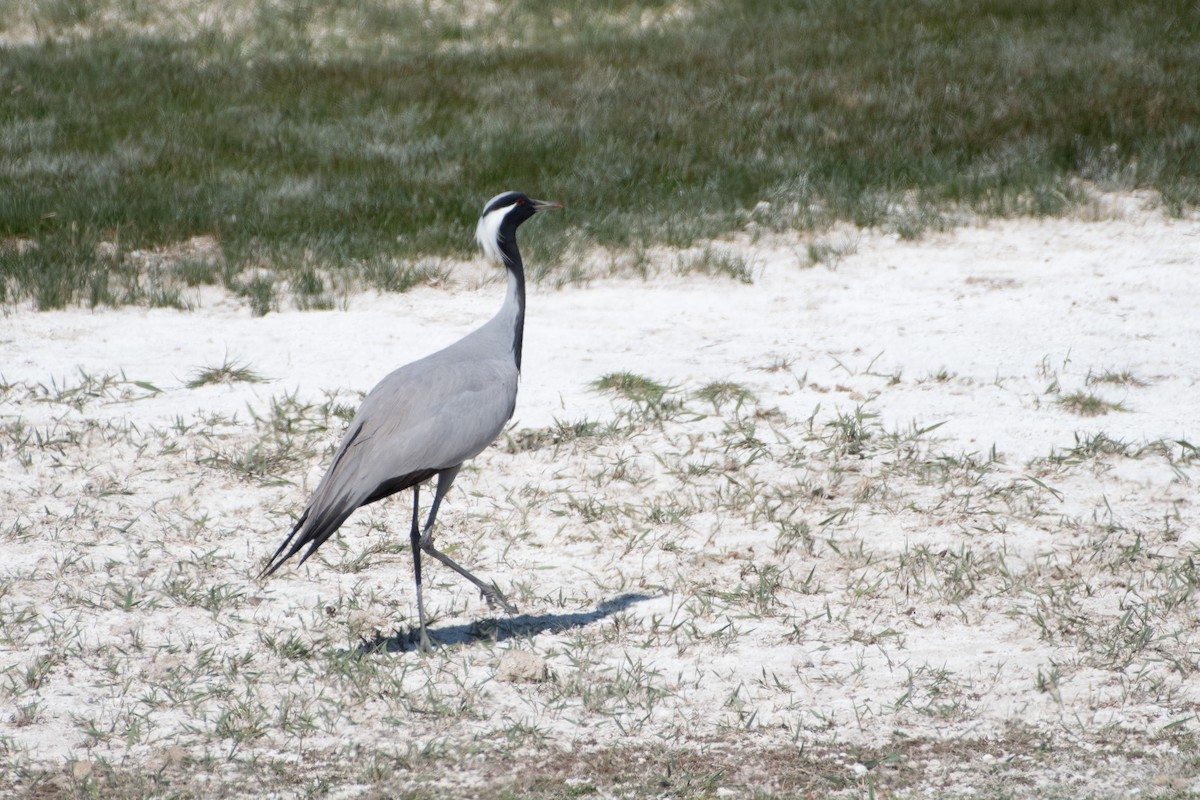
[260, 191, 561, 651]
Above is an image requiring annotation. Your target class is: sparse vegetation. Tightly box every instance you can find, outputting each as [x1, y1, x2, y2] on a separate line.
[186, 356, 265, 389]
[1057, 390, 1127, 416]
[593, 371, 680, 423]
[1086, 368, 1149, 387]
[504, 417, 605, 453]
[695, 381, 755, 411]
[805, 235, 859, 269]
[675, 248, 755, 284]
[4, 348, 1196, 795]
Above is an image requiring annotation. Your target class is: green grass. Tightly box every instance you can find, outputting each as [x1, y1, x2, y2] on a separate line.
[1086, 368, 1148, 388]
[1057, 391, 1127, 417]
[185, 356, 265, 389]
[695, 381, 756, 411]
[1, 0, 1197, 308]
[593, 371, 680, 423]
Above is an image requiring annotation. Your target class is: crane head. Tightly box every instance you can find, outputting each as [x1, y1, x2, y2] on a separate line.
[476, 191, 562, 265]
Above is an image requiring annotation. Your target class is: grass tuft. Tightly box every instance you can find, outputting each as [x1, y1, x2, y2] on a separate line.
[506, 418, 604, 453]
[676, 249, 754, 284]
[695, 381, 756, 411]
[1086, 368, 1148, 387]
[593, 372, 671, 403]
[1057, 391, 1127, 416]
[186, 357, 265, 389]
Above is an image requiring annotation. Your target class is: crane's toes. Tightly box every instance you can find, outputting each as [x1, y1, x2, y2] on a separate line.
[481, 584, 518, 615]
[410, 627, 436, 654]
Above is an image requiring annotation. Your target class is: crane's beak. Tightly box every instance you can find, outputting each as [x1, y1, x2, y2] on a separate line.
[531, 199, 563, 212]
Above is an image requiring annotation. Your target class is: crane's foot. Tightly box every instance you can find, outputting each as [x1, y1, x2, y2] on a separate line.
[481, 582, 518, 615]
[410, 626, 435, 653]
[420, 541, 519, 616]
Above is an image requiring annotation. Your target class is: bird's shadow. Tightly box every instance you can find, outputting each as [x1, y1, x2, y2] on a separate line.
[349, 591, 657, 656]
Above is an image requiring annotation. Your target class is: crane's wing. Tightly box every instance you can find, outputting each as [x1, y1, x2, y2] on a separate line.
[260, 339, 518, 578]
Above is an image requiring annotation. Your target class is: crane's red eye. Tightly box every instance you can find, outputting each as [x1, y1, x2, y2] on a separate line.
[515, 197, 525, 205]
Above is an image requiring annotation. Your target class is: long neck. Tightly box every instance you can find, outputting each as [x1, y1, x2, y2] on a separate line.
[497, 237, 526, 371]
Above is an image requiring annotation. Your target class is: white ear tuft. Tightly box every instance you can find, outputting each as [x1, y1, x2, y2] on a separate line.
[475, 202, 515, 264]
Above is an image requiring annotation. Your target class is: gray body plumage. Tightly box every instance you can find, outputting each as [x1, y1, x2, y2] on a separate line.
[261, 192, 559, 648]
[279, 275, 521, 563]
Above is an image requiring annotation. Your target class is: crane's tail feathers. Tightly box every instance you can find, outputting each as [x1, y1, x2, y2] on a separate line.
[259, 469, 437, 580]
[258, 498, 356, 579]
[258, 508, 308, 578]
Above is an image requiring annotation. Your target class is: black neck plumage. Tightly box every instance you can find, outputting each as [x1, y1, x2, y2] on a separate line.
[498, 236, 526, 372]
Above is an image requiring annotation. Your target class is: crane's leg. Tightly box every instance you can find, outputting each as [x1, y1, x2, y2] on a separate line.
[420, 465, 518, 615]
[410, 484, 434, 652]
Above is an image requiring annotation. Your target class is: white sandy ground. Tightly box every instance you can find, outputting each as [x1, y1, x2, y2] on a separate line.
[1, 196, 1199, 797]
